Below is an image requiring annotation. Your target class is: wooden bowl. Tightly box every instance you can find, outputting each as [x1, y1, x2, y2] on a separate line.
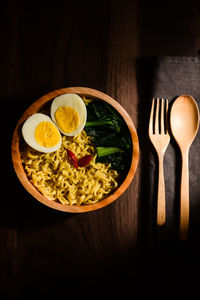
[11, 87, 139, 213]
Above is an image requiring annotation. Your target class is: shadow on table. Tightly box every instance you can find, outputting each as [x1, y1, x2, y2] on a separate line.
[136, 56, 200, 287]
[3, 95, 71, 229]
[136, 57, 158, 248]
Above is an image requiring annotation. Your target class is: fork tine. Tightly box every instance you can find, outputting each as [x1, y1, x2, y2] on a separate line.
[160, 98, 165, 134]
[148, 97, 170, 227]
[166, 99, 169, 132]
[155, 98, 159, 134]
[149, 98, 155, 134]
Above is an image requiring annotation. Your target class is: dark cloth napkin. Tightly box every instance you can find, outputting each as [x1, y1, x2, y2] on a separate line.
[137, 56, 200, 252]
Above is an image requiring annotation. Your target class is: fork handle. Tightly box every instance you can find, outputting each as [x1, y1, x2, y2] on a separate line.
[157, 154, 166, 226]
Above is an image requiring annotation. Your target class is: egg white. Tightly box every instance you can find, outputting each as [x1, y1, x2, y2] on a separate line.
[22, 113, 62, 153]
[50, 93, 87, 136]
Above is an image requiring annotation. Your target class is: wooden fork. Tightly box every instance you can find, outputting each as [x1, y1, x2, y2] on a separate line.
[149, 98, 170, 225]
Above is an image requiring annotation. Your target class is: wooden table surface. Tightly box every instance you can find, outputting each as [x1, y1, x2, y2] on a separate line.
[2, 0, 200, 298]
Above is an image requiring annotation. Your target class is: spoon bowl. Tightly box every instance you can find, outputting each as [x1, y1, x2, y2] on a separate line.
[170, 94, 199, 240]
[170, 95, 199, 149]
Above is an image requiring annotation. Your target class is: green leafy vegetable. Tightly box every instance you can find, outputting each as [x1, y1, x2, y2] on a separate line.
[96, 147, 123, 158]
[97, 151, 130, 173]
[84, 100, 132, 175]
[85, 126, 131, 149]
[85, 117, 121, 132]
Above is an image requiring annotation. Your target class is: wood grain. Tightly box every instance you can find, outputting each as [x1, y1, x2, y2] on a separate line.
[1, 0, 200, 297]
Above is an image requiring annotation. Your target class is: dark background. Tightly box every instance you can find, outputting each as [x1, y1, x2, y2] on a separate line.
[2, 0, 200, 298]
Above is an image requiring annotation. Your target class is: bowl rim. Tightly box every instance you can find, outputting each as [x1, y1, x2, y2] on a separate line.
[11, 87, 140, 213]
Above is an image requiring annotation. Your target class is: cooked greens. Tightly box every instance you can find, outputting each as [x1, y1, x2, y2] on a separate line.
[84, 100, 132, 176]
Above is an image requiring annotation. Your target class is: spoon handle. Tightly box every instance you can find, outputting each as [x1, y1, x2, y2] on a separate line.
[157, 154, 166, 226]
[180, 149, 189, 240]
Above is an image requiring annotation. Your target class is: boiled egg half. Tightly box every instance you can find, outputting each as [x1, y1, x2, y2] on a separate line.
[22, 113, 62, 153]
[50, 93, 87, 136]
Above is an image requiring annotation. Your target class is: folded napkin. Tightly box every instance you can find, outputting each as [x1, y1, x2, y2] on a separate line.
[137, 56, 200, 248]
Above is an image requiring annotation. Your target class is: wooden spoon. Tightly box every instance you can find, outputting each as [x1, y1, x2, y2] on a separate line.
[170, 95, 199, 240]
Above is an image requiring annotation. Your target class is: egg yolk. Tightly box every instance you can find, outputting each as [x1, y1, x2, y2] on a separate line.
[55, 106, 80, 133]
[34, 121, 60, 148]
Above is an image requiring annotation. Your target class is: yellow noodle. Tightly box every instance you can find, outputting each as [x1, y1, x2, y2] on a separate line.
[21, 130, 119, 205]
[82, 96, 93, 105]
